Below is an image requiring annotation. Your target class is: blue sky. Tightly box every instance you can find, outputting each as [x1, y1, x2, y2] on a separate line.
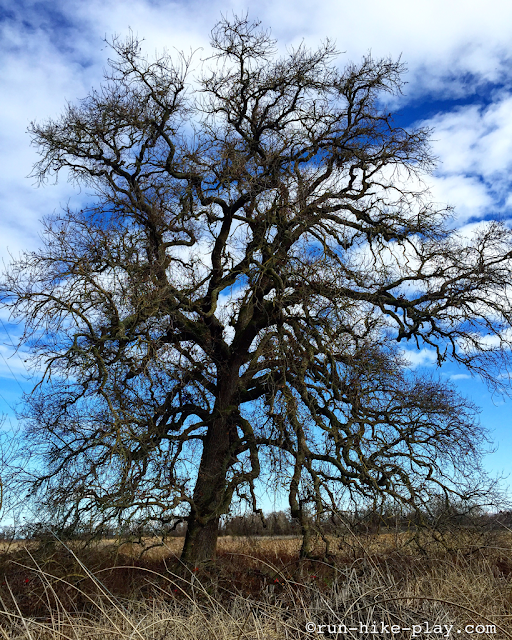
[1, 0, 512, 488]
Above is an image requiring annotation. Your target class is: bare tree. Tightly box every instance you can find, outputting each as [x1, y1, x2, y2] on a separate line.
[2, 17, 512, 564]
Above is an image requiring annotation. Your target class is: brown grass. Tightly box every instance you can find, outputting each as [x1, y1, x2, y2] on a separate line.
[0, 530, 510, 638]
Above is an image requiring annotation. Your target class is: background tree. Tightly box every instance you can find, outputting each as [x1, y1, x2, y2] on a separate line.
[2, 17, 512, 564]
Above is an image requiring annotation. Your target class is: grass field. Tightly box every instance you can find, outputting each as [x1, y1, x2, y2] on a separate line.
[0, 530, 510, 638]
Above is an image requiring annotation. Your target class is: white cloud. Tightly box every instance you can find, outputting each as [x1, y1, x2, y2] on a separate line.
[246, 0, 512, 100]
[0, 343, 34, 381]
[402, 349, 437, 368]
[417, 95, 512, 223]
[426, 97, 512, 178]
[428, 174, 494, 224]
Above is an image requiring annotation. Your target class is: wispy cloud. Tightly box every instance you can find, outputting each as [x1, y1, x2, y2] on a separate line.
[402, 349, 437, 368]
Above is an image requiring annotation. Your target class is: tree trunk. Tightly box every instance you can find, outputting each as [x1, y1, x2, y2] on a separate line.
[299, 516, 314, 558]
[181, 513, 220, 565]
[180, 411, 234, 565]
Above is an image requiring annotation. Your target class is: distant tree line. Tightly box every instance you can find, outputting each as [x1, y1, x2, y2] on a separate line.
[4, 502, 512, 543]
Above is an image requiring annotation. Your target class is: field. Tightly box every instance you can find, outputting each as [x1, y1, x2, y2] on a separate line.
[0, 530, 510, 638]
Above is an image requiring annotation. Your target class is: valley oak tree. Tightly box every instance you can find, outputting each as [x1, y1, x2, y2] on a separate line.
[3, 17, 512, 563]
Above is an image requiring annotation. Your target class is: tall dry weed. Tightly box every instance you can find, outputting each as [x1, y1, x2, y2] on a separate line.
[0, 532, 509, 638]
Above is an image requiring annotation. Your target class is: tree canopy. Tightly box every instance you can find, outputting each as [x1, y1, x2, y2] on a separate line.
[2, 17, 512, 563]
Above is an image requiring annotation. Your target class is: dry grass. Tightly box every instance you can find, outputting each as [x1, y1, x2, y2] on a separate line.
[0, 530, 510, 638]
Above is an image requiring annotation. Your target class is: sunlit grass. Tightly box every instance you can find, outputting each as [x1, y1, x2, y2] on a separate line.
[0, 531, 510, 638]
